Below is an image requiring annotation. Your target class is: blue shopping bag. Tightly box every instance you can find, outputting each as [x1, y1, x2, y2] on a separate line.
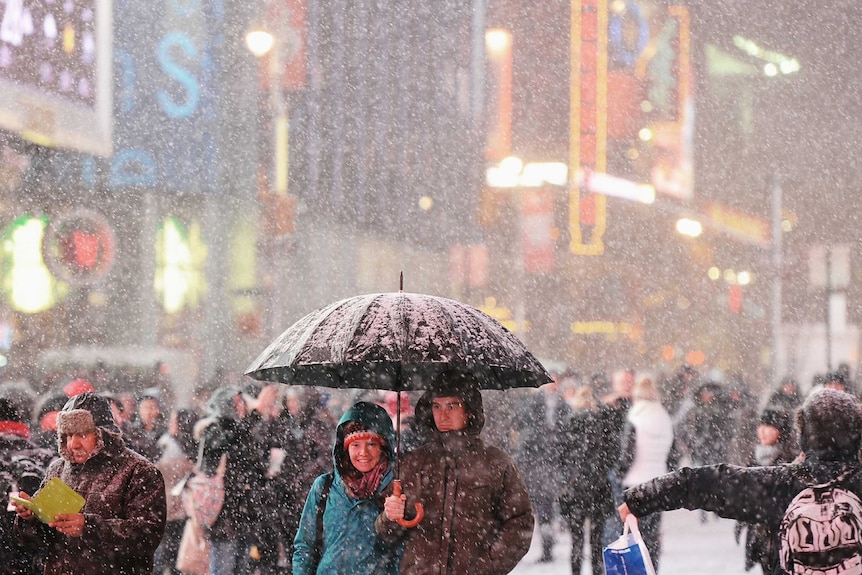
[603, 515, 657, 575]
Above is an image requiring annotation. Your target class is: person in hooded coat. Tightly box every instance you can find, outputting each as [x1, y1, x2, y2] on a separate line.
[618, 388, 862, 572]
[153, 406, 198, 575]
[292, 401, 401, 575]
[195, 385, 271, 575]
[557, 386, 614, 575]
[13, 392, 166, 575]
[378, 370, 534, 575]
[271, 388, 333, 573]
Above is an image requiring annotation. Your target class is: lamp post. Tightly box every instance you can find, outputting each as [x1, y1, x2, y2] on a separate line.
[246, 9, 296, 339]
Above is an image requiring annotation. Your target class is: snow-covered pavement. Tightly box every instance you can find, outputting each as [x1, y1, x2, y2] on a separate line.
[511, 508, 752, 575]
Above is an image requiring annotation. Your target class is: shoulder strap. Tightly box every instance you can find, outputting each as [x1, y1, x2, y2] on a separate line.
[828, 466, 859, 487]
[314, 472, 334, 561]
[799, 466, 859, 491]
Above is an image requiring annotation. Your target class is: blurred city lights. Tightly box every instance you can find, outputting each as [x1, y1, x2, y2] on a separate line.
[485, 157, 567, 188]
[485, 28, 512, 55]
[418, 196, 434, 211]
[723, 269, 736, 283]
[732, 35, 800, 76]
[245, 28, 275, 57]
[676, 218, 703, 237]
[583, 171, 656, 204]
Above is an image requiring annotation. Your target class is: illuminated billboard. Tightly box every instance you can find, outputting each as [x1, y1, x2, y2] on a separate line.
[0, 0, 112, 156]
[570, 1, 693, 255]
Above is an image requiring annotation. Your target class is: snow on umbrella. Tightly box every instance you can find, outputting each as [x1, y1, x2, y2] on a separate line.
[244, 290, 552, 527]
[244, 291, 551, 391]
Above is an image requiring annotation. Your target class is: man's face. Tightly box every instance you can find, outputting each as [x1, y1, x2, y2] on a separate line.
[757, 424, 780, 446]
[431, 396, 469, 432]
[109, 402, 124, 425]
[66, 430, 98, 464]
[138, 398, 160, 429]
[613, 370, 635, 397]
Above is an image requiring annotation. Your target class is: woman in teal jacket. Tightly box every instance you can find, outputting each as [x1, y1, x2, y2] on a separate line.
[293, 401, 401, 575]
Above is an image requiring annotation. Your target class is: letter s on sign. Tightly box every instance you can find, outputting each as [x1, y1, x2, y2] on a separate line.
[156, 32, 200, 119]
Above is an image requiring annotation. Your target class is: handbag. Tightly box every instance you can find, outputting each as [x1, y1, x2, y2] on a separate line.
[176, 518, 211, 575]
[180, 454, 227, 529]
[603, 515, 658, 575]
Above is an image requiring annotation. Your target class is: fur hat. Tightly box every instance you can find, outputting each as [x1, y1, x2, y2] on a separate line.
[56, 392, 122, 462]
[796, 388, 862, 454]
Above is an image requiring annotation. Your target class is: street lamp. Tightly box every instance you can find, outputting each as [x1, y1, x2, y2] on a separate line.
[246, 27, 275, 58]
[246, 9, 294, 339]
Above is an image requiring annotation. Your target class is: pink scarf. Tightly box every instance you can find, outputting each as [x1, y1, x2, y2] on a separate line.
[344, 460, 388, 500]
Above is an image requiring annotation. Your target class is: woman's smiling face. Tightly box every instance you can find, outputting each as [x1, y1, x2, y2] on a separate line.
[348, 438, 383, 473]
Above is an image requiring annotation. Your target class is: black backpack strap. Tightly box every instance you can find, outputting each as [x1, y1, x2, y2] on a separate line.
[313, 472, 334, 563]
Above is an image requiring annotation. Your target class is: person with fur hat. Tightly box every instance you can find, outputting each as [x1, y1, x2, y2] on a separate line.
[378, 370, 534, 575]
[618, 388, 862, 572]
[293, 401, 401, 575]
[12, 392, 166, 575]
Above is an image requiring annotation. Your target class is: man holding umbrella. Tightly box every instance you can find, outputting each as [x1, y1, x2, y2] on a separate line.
[377, 370, 534, 575]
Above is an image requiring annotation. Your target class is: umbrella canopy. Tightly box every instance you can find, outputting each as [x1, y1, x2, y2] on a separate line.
[244, 291, 552, 391]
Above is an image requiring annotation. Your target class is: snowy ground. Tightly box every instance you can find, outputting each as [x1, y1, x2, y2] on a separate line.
[511, 508, 752, 575]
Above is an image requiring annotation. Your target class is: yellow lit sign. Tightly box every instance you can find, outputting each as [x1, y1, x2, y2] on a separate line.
[154, 217, 207, 314]
[705, 203, 770, 245]
[1, 215, 64, 314]
[570, 321, 640, 341]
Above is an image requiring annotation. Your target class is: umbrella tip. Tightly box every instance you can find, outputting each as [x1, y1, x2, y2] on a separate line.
[400, 271, 403, 292]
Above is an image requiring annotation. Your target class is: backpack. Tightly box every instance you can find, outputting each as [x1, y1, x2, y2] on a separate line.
[180, 453, 227, 529]
[779, 469, 862, 575]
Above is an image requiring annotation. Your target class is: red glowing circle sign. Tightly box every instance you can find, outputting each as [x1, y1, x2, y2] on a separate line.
[43, 209, 115, 285]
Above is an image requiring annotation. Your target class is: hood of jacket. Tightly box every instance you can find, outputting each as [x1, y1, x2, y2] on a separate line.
[797, 388, 862, 457]
[413, 370, 486, 437]
[333, 401, 396, 479]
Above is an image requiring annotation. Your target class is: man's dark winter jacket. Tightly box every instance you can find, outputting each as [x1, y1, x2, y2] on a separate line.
[624, 450, 862, 574]
[376, 380, 534, 575]
[15, 393, 166, 575]
[17, 433, 166, 575]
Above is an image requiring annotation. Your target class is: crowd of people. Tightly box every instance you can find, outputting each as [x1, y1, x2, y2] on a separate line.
[0, 361, 860, 574]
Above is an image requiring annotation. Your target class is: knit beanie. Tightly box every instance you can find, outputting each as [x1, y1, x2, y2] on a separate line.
[796, 388, 862, 454]
[343, 422, 385, 450]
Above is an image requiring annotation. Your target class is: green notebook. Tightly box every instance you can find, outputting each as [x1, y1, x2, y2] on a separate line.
[10, 478, 86, 524]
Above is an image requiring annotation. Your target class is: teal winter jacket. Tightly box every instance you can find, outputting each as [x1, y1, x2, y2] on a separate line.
[293, 401, 401, 575]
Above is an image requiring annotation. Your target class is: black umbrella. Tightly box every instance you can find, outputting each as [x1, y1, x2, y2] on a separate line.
[244, 287, 552, 526]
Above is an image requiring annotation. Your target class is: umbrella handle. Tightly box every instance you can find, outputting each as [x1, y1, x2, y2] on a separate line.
[392, 479, 424, 528]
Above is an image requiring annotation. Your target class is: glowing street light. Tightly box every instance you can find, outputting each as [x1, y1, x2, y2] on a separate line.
[676, 218, 703, 238]
[245, 27, 275, 57]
